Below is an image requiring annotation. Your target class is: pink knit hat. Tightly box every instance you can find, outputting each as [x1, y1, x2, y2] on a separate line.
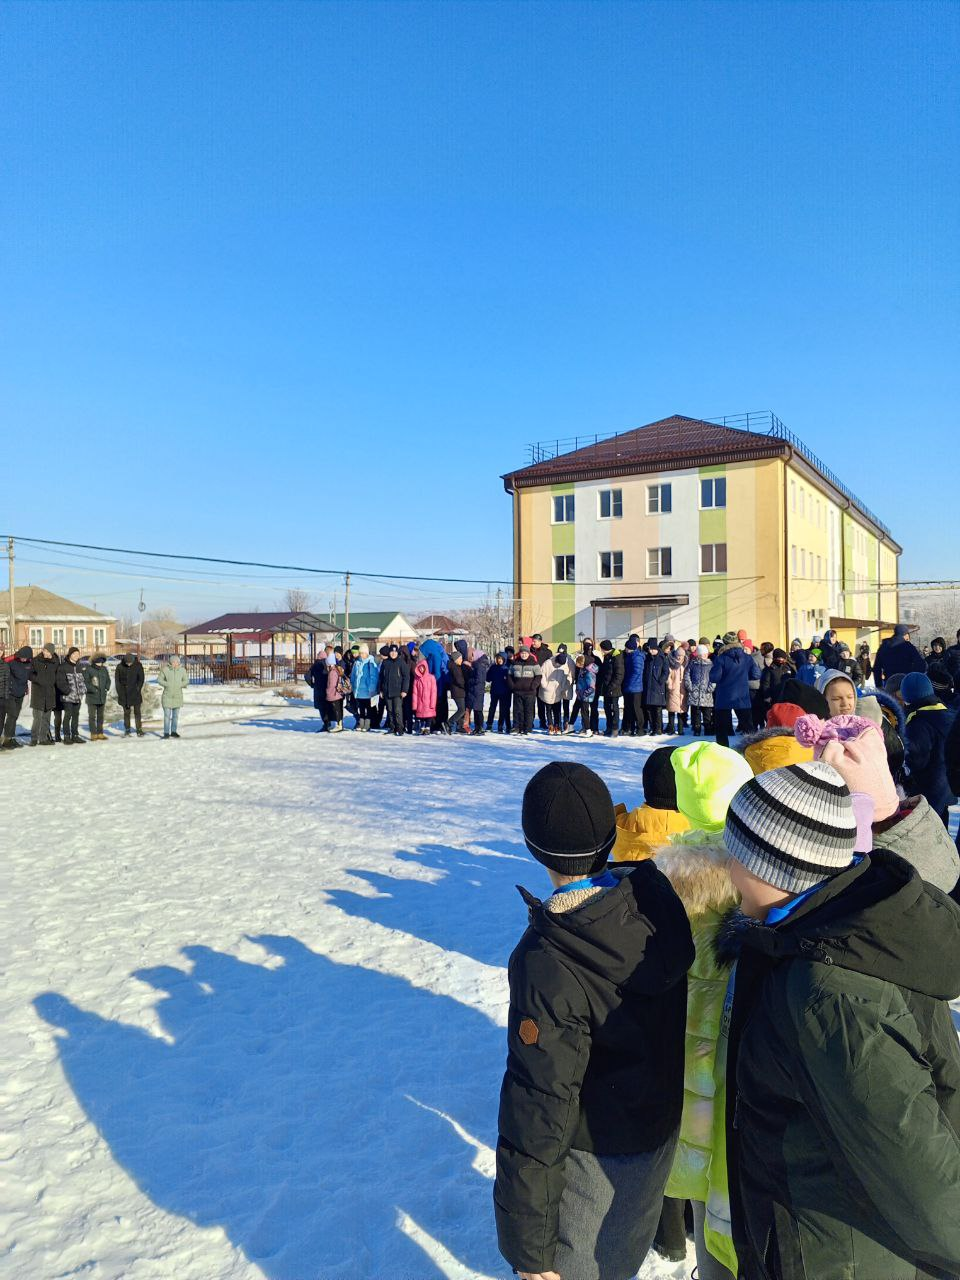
[794, 715, 898, 822]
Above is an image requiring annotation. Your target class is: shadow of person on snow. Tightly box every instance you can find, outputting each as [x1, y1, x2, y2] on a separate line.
[326, 842, 532, 969]
[35, 935, 506, 1280]
[241, 716, 327, 733]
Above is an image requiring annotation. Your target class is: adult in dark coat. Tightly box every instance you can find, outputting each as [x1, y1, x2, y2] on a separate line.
[758, 649, 794, 718]
[445, 650, 468, 734]
[486, 653, 512, 733]
[378, 644, 410, 735]
[29, 645, 59, 745]
[642, 639, 669, 735]
[529, 634, 552, 728]
[1, 645, 32, 748]
[597, 640, 625, 736]
[873, 623, 926, 688]
[709, 633, 760, 746]
[55, 647, 88, 743]
[944, 629, 960, 684]
[115, 652, 146, 736]
[818, 628, 843, 670]
[83, 654, 111, 740]
[303, 651, 333, 730]
[901, 671, 957, 826]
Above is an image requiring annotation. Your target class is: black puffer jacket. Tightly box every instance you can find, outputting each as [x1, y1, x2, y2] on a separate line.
[904, 697, 957, 819]
[377, 655, 409, 699]
[29, 653, 59, 711]
[495, 864, 694, 1275]
[5, 652, 32, 701]
[597, 647, 625, 698]
[723, 852, 960, 1280]
[446, 659, 467, 699]
[56, 660, 86, 704]
[115, 657, 145, 707]
[506, 654, 541, 695]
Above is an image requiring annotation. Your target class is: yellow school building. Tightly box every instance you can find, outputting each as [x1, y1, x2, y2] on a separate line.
[502, 413, 900, 650]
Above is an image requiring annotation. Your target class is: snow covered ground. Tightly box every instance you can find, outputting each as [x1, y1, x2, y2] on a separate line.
[2, 688, 957, 1280]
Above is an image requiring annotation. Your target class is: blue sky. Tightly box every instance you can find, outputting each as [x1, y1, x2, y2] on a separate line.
[2, 0, 957, 622]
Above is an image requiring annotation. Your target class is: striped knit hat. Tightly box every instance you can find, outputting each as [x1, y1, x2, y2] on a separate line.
[724, 761, 858, 894]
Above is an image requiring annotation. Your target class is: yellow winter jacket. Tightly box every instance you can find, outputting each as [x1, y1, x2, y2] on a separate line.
[742, 728, 813, 776]
[612, 802, 691, 861]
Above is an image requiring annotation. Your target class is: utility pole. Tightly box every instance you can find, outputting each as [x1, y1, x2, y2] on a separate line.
[7, 537, 15, 651]
[137, 588, 145, 656]
[343, 571, 351, 650]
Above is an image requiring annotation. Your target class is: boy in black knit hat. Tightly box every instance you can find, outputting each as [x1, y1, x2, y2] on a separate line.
[495, 762, 694, 1280]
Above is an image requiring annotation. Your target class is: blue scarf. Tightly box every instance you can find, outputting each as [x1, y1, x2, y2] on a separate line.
[554, 869, 618, 896]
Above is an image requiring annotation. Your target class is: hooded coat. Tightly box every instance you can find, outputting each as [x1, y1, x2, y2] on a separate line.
[495, 863, 694, 1276]
[5, 651, 33, 701]
[723, 851, 960, 1280]
[29, 653, 59, 711]
[643, 650, 671, 707]
[419, 637, 450, 694]
[411, 660, 437, 719]
[55, 659, 87, 704]
[597, 647, 625, 699]
[466, 650, 490, 710]
[904, 697, 957, 818]
[83, 661, 111, 706]
[350, 653, 380, 701]
[506, 653, 541, 696]
[539, 654, 574, 705]
[758, 660, 794, 711]
[157, 662, 188, 709]
[487, 656, 511, 698]
[622, 644, 646, 694]
[115, 656, 145, 708]
[684, 656, 715, 707]
[612, 803, 691, 860]
[710, 644, 761, 710]
[666, 650, 687, 714]
[740, 726, 814, 776]
[872, 795, 960, 894]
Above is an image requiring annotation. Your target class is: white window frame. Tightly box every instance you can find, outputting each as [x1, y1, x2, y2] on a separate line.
[598, 488, 623, 520]
[791, 480, 796, 513]
[792, 545, 797, 574]
[599, 550, 624, 580]
[553, 554, 575, 583]
[552, 493, 575, 524]
[700, 543, 728, 575]
[0, 625, 8, 645]
[29, 627, 43, 647]
[646, 483, 672, 515]
[799, 488, 805, 518]
[73, 627, 86, 647]
[94, 627, 106, 647]
[647, 546, 673, 578]
[700, 476, 727, 510]
[51, 627, 66, 646]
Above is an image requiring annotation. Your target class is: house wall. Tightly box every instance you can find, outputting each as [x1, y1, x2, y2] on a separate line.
[3, 617, 116, 653]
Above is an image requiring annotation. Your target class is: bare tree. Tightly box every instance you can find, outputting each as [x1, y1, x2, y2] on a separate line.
[284, 587, 313, 615]
[457, 594, 515, 655]
[900, 588, 960, 651]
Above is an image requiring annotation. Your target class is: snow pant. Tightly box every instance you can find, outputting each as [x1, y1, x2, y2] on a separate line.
[31, 707, 52, 744]
[54, 706, 63, 740]
[369, 699, 384, 729]
[3, 694, 24, 739]
[87, 701, 104, 736]
[385, 695, 404, 734]
[589, 698, 600, 733]
[449, 696, 466, 733]
[403, 689, 415, 733]
[714, 706, 753, 747]
[691, 705, 713, 736]
[546, 702, 562, 730]
[487, 692, 511, 731]
[536, 695, 547, 730]
[645, 704, 663, 734]
[654, 1195, 687, 1260]
[513, 692, 536, 734]
[692, 1199, 735, 1280]
[329, 700, 343, 725]
[122, 704, 143, 733]
[562, 697, 571, 729]
[163, 707, 180, 735]
[551, 1131, 678, 1280]
[569, 696, 587, 728]
[666, 712, 678, 734]
[354, 697, 372, 728]
[62, 703, 81, 740]
[603, 693, 620, 735]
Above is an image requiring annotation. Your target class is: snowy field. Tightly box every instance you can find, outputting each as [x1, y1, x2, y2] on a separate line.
[3, 688, 958, 1280]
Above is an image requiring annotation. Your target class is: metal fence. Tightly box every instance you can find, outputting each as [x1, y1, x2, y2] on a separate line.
[183, 656, 312, 686]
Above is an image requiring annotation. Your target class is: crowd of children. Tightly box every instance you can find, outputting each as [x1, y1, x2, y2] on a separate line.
[495, 672, 960, 1280]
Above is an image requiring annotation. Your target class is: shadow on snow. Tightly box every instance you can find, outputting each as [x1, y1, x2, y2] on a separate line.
[35, 935, 506, 1280]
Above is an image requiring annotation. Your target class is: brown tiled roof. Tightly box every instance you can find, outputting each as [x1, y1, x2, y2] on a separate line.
[0, 585, 115, 621]
[502, 415, 786, 490]
[414, 614, 465, 633]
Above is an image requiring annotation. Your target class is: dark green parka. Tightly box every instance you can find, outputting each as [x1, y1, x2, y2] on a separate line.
[722, 850, 960, 1280]
[83, 661, 111, 706]
[494, 863, 694, 1275]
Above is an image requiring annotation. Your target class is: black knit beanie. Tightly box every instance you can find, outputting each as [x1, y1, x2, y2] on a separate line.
[521, 762, 616, 876]
[642, 746, 679, 811]
[772, 677, 829, 719]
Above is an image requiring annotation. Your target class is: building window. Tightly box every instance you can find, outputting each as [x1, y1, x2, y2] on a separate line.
[599, 551, 623, 579]
[648, 547, 672, 577]
[700, 476, 726, 509]
[552, 494, 575, 523]
[799, 488, 805, 518]
[0, 625, 7, 644]
[52, 627, 66, 646]
[553, 554, 575, 582]
[94, 627, 106, 646]
[30, 627, 43, 647]
[791, 480, 796, 512]
[701, 543, 728, 574]
[73, 628, 86, 647]
[598, 487, 623, 519]
[647, 483, 672, 515]
[792, 545, 797, 574]
[801, 549, 806, 577]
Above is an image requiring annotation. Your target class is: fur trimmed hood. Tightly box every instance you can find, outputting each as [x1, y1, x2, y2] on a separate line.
[874, 687, 907, 738]
[654, 834, 739, 918]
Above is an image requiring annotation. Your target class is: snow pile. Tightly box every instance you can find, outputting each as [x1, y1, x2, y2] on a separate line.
[3, 699, 704, 1278]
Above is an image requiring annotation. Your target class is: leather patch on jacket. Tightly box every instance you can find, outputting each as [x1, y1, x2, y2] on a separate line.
[518, 1018, 539, 1045]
